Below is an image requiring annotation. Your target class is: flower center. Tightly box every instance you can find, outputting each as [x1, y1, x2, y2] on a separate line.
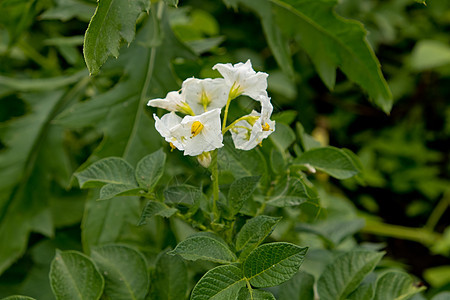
[229, 82, 242, 99]
[262, 122, 271, 131]
[191, 121, 204, 137]
[200, 90, 211, 111]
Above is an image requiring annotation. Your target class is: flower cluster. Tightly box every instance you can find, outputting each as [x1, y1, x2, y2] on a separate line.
[147, 60, 275, 166]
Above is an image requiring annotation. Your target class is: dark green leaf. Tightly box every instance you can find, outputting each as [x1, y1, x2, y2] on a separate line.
[278, 271, 315, 300]
[91, 245, 149, 300]
[236, 215, 281, 260]
[347, 283, 374, 300]
[138, 201, 177, 225]
[169, 232, 237, 263]
[228, 176, 260, 216]
[266, 177, 318, 207]
[150, 252, 187, 300]
[135, 149, 166, 191]
[269, 122, 296, 151]
[237, 288, 276, 300]
[49, 250, 104, 300]
[98, 184, 144, 201]
[317, 250, 384, 300]
[164, 185, 203, 207]
[294, 146, 360, 179]
[191, 265, 245, 300]
[243, 242, 308, 287]
[83, 0, 150, 74]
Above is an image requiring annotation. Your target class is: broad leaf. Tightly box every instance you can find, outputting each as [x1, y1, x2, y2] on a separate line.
[135, 149, 166, 191]
[164, 184, 203, 210]
[317, 250, 384, 300]
[191, 265, 246, 300]
[266, 177, 318, 207]
[138, 201, 178, 225]
[169, 232, 237, 264]
[269, 122, 296, 152]
[150, 252, 187, 300]
[83, 0, 150, 74]
[347, 283, 374, 300]
[75, 157, 137, 188]
[373, 271, 425, 300]
[243, 242, 308, 287]
[294, 146, 360, 179]
[227, 176, 260, 216]
[235, 215, 281, 260]
[49, 250, 104, 300]
[98, 184, 144, 201]
[278, 271, 315, 300]
[237, 288, 276, 300]
[91, 245, 149, 300]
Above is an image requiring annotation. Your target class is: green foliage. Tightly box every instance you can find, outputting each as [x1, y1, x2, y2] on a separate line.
[278, 271, 315, 300]
[149, 252, 187, 300]
[373, 271, 425, 300]
[49, 250, 104, 300]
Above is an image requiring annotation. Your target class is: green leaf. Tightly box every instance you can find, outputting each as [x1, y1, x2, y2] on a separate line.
[410, 40, 450, 71]
[269, 122, 296, 152]
[236, 215, 281, 260]
[164, 184, 203, 209]
[432, 292, 450, 300]
[169, 232, 237, 264]
[373, 271, 426, 300]
[49, 250, 104, 300]
[39, 0, 96, 22]
[278, 271, 315, 300]
[150, 252, 187, 300]
[98, 184, 144, 201]
[229, 0, 392, 112]
[347, 283, 374, 300]
[294, 146, 360, 179]
[135, 149, 166, 191]
[163, 0, 179, 7]
[91, 245, 149, 300]
[191, 265, 246, 300]
[243, 242, 308, 287]
[1, 296, 37, 300]
[227, 176, 260, 216]
[317, 250, 384, 300]
[75, 157, 138, 188]
[83, 0, 150, 74]
[138, 200, 177, 225]
[237, 288, 276, 300]
[266, 177, 318, 207]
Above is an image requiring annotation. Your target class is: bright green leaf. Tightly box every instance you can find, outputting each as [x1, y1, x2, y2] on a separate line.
[49, 250, 104, 300]
[169, 232, 237, 264]
[83, 0, 150, 74]
[228, 176, 260, 216]
[91, 245, 149, 300]
[191, 265, 246, 300]
[373, 271, 426, 300]
[243, 242, 308, 287]
[294, 146, 360, 179]
[75, 157, 137, 188]
[410, 40, 450, 71]
[317, 250, 384, 300]
[236, 215, 281, 260]
[278, 271, 315, 300]
[135, 149, 166, 191]
[138, 200, 177, 225]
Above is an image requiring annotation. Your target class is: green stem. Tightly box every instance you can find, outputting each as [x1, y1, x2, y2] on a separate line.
[425, 192, 449, 231]
[211, 149, 220, 220]
[222, 95, 233, 133]
[362, 218, 441, 246]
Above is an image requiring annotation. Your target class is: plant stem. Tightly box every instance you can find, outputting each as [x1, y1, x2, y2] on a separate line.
[211, 149, 220, 220]
[425, 192, 449, 231]
[362, 218, 441, 246]
[222, 94, 233, 133]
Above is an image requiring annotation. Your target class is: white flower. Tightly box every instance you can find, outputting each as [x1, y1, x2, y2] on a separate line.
[147, 91, 194, 115]
[181, 78, 229, 114]
[230, 110, 275, 150]
[212, 59, 268, 100]
[154, 109, 223, 156]
[197, 152, 212, 168]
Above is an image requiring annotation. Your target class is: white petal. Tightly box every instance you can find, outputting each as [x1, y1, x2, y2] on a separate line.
[230, 111, 275, 150]
[153, 112, 186, 150]
[182, 78, 229, 114]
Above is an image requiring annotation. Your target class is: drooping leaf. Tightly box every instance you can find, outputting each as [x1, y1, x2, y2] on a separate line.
[138, 200, 178, 225]
[227, 176, 260, 216]
[169, 232, 237, 264]
[224, 0, 392, 112]
[83, 0, 150, 74]
[373, 271, 426, 300]
[294, 146, 360, 179]
[49, 250, 104, 300]
[278, 271, 315, 300]
[135, 149, 166, 191]
[150, 252, 187, 300]
[91, 245, 149, 300]
[235, 215, 281, 260]
[243, 242, 308, 287]
[191, 265, 246, 300]
[75, 157, 137, 188]
[317, 250, 384, 300]
[237, 288, 276, 300]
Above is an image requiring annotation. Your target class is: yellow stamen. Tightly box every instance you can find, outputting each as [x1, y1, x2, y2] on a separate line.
[200, 90, 211, 111]
[169, 142, 176, 152]
[191, 121, 204, 137]
[262, 122, 271, 131]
